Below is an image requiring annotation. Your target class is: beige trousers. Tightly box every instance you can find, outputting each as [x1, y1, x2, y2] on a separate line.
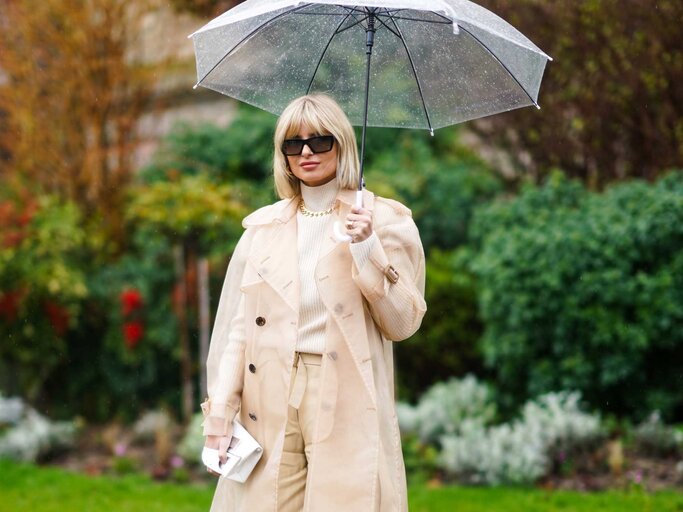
[276, 352, 322, 512]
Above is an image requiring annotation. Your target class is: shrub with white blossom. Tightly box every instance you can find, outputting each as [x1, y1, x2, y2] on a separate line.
[132, 409, 173, 443]
[440, 418, 547, 485]
[398, 377, 605, 486]
[0, 395, 78, 462]
[397, 375, 497, 443]
[178, 412, 205, 465]
[438, 390, 604, 485]
[634, 411, 683, 457]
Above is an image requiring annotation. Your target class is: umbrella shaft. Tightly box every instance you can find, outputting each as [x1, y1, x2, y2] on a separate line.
[359, 11, 376, 191]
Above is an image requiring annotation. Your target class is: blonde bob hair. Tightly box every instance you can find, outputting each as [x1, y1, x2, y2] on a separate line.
[273, 94, 360, 199]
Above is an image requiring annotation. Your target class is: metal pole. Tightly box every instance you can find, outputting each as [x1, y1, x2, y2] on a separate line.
[358, 9, 377, 192]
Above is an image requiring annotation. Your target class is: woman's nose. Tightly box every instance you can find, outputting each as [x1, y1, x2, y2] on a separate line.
[301, 143, 313, 156]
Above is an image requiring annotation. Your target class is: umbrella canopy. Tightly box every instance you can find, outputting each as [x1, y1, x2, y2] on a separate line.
[189, 0, 552, 132]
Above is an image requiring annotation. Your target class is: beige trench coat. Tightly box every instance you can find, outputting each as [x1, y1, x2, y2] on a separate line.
[200, 187, 426, 512]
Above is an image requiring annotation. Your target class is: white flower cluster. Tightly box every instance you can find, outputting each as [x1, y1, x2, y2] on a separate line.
[440, 418, 547, 485]
[0, 395, 77, 462]
[132, 409, 173, 443]
[439, 391, 603, 485]
[634, 411, 683, 457]
[397, 378, 604, 486]
[397, 375, 496, 443]
[177, 412, 205, 465]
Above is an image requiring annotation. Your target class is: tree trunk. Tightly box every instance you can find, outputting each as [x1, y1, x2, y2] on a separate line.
[198, 256, 210, 402]
[173, 243, 194, 421]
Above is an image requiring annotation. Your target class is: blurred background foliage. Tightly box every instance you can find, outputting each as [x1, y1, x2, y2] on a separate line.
[471, 171, 683, 420]
[477, 0, 683, 187]
[0, 0, 681, 431]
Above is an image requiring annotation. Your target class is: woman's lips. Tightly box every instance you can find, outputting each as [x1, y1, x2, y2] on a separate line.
[300, 162, 319, 169]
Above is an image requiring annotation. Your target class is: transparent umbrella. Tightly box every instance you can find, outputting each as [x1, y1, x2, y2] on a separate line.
[189, 0, 552, 230]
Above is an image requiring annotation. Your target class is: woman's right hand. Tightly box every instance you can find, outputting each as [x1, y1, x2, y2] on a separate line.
[204, 435, 232, 477]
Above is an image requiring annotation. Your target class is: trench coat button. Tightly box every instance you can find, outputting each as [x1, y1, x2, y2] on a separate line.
[255, 316, 266, 326]
[249, 413, 257, 421]
[248, 363, 256, 373]
[328, 351, 338, 361]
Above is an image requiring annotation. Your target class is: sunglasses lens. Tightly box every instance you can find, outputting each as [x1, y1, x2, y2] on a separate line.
[282, 136, 334, 156]
[308, 136, 334, 153]
[282, 140, 304, 156]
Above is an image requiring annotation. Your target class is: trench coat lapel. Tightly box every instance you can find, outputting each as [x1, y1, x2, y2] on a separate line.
[317, 188, 378, 408]
[247, 198, 300, 315]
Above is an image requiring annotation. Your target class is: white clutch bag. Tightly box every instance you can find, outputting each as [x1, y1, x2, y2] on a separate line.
[202, 419, 263, 483]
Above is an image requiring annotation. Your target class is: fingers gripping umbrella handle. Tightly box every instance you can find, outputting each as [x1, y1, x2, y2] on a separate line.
[333, 190, 363, 243]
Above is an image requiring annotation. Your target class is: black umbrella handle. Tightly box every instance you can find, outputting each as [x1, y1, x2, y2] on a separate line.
[358, 9, 377, 193]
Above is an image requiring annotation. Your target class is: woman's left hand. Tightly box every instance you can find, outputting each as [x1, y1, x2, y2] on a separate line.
[345, 206, 373, 243]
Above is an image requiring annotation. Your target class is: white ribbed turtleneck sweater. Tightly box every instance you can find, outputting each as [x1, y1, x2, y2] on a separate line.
[221, 178, 376, 356]
[296, 177, 375, 353]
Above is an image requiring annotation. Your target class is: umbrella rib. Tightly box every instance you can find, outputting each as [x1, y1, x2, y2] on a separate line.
[330, 14, 368, 36]
[388, 15, 451, 25]
[338, 6, 368, 29]
[305, 10, 354, 94]
[385, 10, 434, 134]
[338, 5, 372, 16]
[293, 11, 356, 16]
[194, 3, 312, 89]
[457, 25, 539, 108]
[373, 15, 401, 39]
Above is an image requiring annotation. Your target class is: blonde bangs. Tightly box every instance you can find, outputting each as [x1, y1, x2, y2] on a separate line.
[283, 103, 327, 139]
[273, 94, 360, 199]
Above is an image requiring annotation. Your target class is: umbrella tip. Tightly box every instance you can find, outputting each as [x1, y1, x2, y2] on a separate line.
[535, 103, 541, 110]
[193, 83, 199, 90]
[430, 129, 434, 137]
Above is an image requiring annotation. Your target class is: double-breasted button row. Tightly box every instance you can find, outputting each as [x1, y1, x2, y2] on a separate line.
[248, 363, 256, 373]
[249, 412, 257, 421]
[255, 316, 266, 326]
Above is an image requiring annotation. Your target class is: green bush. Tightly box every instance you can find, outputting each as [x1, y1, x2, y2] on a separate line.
[396, 248, 485, 402]
[140, 104, 276, 186]
[364, 125, 503, 252]
[363, 126, 501, 401]
[470, 171, 683, 420]
[0, 194, 88, 402]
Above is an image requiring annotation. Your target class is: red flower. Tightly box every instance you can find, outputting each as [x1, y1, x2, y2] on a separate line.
[123, 321, 144, 349]
[120, 288, 143, 316]
[2, 230, 26, 248]
[0, 201, 15, 228]
[44, 301, 70, 336]
[0, 290, 21, 322]
[17, 201, 37, 227]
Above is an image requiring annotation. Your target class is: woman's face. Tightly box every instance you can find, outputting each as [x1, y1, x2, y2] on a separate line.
[286, 126, 338, 187]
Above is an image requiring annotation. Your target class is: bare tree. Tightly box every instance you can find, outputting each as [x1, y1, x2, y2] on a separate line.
[0, 0, 166, 239]
[476, 0, 683, 188]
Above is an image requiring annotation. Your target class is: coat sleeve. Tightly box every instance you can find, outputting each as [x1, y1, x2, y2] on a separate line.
[351, 202, 427, 341]
[200, 230, 251, 437]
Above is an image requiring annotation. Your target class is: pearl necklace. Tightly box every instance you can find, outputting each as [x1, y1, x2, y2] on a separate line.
[298, 199, 334, 217]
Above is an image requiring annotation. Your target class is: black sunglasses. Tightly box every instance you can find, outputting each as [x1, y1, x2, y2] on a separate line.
[281, 135, 335, 156]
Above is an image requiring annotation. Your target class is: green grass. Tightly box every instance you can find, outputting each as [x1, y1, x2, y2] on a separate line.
[409, 485, 683, 512]
[1, 460, 683, 511]
[0, 460, 213, 512]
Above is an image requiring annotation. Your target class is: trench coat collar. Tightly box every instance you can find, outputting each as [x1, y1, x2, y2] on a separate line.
[243, 187, 376, 315]
[242, 187, 375, 227]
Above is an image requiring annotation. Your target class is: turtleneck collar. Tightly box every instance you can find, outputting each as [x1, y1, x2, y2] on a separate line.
[300, 176, 340, 212]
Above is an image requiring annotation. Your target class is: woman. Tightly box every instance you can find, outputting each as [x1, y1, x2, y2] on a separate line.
[201, 94, 426, 512]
